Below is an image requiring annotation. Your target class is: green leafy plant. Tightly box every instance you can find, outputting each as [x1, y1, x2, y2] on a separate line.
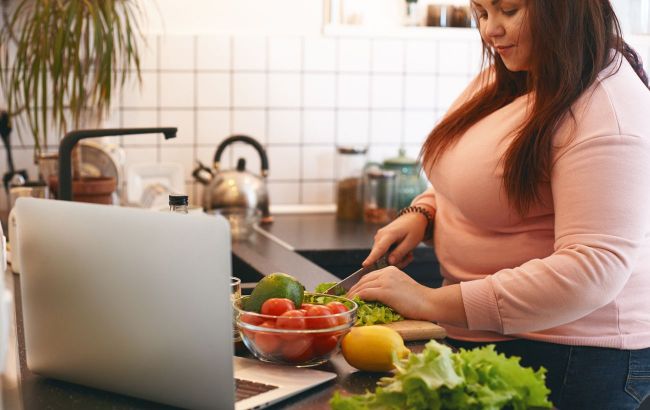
[0, 0, 143, 157]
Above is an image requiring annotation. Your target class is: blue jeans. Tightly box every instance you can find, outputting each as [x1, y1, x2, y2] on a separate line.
[446, 338, 650, 410]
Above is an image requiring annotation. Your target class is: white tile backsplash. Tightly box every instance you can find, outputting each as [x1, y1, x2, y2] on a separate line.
[304, 37, 337, 71]
[302, 181, 335, 204]
[4, 32, 486, 211]
[232, 109, 266, 142]
[266, 146, 300, 181]
[268, 73, 301, 107]
[267, 181, 300, 205]
[405, 41, 438, 73]
[197, 109, 231, 145]
[121, 110, 159, 145]
[232, 73, 266, 107]
[337, 74, 370, 108]
[303, 110, 336, 144]
[269, 37, 303, 71]
[370, 110, 402, 144]
[160, 36, 195, 70]
[404, 111, 436, 144]
[301, 146, 335, 180]
[304, 73, 336, 108]
[338, 38, 371, 72]
[268, 109, 301, 144]
[337, 110, 369, 145]
[371, 39, 404, 73]
[197, 36, 231, 70]
[370, 74, 403, 108]
[138, 35, 159, 71]
[405, 75, 437, 108]
[196, 73, 231, 107]
[159, 110, 195, 145]
[122, 72, 158, 108]
[233, 37, 267, 70]
[160, 72, 194, 107]
[438, 40, 472, 75]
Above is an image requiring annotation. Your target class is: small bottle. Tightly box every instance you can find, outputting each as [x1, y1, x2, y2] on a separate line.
[169, 194, 189, 214]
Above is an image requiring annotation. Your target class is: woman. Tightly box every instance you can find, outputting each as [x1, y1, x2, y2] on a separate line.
[348, 1, 650, 408]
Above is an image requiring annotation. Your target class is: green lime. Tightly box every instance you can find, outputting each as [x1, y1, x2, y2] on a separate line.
[245, 272, 305, 312]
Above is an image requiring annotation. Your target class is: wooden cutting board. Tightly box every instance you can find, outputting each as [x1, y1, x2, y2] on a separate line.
[381, 320, 447, 341]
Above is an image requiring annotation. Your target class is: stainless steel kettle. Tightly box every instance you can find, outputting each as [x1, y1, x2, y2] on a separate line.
[192, 135, 272, 223]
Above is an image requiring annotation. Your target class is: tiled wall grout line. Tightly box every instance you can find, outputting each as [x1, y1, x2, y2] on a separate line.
[298, 37, 305, 204]
[192, 35, 199, 201]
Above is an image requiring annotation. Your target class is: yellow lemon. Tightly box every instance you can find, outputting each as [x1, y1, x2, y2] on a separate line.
[341, 325, 410, 372]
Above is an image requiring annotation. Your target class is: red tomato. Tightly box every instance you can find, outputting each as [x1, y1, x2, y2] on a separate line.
[281, 337, 314, 363]
[326, 301, 348, 314]
[240, 312, 264, 326]
[305, 305, 337, 330]
[239, 312, 264, 339]
[326, 301, 349, 325]
[276, 310, 307, 330]
[254, 321, 281, 354]
[261, 298, 295, 316]
[312, 335, 338, 356]
[300, 303, 315, 310]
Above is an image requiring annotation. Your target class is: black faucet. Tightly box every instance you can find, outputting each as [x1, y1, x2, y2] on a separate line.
[58, 127, 177, 201]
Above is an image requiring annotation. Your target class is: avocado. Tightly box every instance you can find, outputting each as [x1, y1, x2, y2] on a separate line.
[245, 272, 305, 312]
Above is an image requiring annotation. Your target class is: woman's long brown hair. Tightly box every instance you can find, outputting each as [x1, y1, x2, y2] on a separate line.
[421, 0, 647, 215]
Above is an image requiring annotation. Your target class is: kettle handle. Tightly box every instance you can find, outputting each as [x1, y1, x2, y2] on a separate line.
[213, 135, 269, 177]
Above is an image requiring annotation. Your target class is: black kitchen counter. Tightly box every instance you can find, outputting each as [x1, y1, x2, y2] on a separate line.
[233, 213, 441, 290]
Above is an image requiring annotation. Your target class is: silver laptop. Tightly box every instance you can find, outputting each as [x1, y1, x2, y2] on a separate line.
[14, 198, 335, 410]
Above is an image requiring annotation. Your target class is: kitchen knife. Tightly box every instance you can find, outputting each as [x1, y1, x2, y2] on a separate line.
[324, 253, 389, 295]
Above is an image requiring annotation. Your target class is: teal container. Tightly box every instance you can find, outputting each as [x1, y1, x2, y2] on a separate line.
[382, 148, 428, 210]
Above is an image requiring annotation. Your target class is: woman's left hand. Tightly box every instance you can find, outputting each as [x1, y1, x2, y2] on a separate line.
[347, 266, 433, 321]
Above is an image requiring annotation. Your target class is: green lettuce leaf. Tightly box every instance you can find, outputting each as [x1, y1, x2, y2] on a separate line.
[330, 340, 553, 410]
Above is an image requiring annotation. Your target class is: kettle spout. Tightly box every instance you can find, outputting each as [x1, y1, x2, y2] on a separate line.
[191, 161, 214, 185]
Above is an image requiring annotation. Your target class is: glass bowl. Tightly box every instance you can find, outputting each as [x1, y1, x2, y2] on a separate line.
[212, 207, 261, 241]
[234, 293, 358, 367]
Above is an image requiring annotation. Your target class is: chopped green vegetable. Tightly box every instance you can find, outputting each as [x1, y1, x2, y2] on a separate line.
[313, 282, 403, 326]
[330, 340, 553, 410]
[314, 281, 346, 295]
[352, 297, 403, 326]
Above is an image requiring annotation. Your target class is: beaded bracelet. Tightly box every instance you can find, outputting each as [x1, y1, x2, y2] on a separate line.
[397, 205, 434, 241]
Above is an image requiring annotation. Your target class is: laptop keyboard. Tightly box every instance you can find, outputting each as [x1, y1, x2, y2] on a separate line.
[235, 378, 279, 402]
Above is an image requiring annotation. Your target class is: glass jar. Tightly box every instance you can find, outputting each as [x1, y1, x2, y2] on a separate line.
[335, 146, 367, 220]
[382, 148, 428, 211]
[363, 165, 397, 224]
[169, 194, 189, 214]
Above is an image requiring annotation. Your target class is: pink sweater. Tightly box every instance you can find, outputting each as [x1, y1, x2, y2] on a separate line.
[413, 56, 650, 349]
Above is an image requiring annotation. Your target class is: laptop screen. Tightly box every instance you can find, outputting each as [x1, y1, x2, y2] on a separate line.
[15, 197, 236, 409]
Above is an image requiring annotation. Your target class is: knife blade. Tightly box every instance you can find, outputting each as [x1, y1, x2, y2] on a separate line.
[324, 253, 389, 295]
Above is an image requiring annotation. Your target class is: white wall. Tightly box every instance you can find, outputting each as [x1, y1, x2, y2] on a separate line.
[137, 0, 324, 35]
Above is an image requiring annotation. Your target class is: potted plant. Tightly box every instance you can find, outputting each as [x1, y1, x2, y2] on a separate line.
[0, 0, 143, 203]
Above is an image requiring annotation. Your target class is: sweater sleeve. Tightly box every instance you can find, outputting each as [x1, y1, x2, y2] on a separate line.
[461, 133, 650, 334]
[411, 187, 437, 213]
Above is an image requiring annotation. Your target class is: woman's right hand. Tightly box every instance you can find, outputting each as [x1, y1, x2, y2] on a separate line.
[363, 213, 430, 269]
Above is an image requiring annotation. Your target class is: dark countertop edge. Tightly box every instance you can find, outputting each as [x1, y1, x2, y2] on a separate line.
[231, 230, 339, 291]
